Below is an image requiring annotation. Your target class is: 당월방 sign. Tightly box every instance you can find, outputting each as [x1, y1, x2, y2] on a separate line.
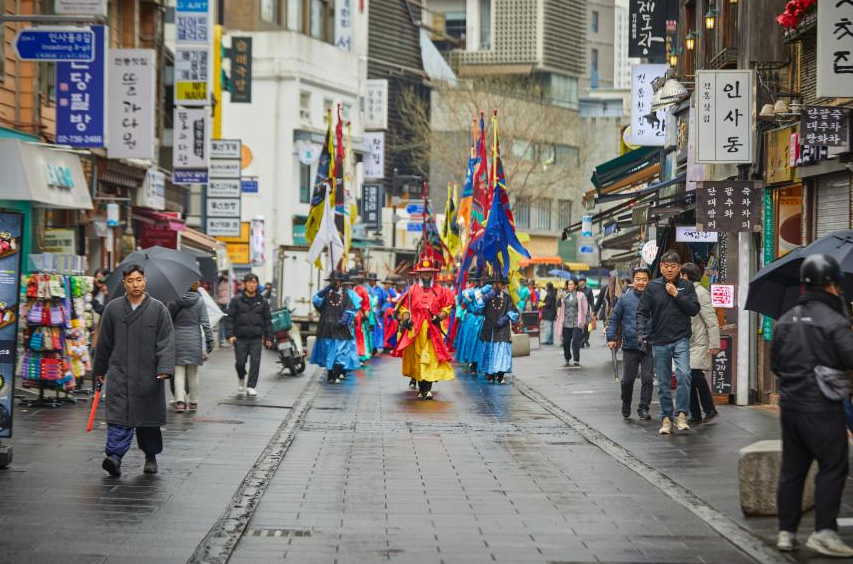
[696, 70, 754, 164]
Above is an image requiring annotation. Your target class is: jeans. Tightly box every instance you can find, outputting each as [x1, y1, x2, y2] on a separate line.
[234, 338, 263, 388]
[541, 319, 554, 345]
[778, 409, 848, 533]
[622, 349, 655, 412]
[690, 369, 716, 418]
[105, 424, 162, 460]
[652, 338, 691, 420]
[562, 327, 582, 363]
[844, 398, 853, 434]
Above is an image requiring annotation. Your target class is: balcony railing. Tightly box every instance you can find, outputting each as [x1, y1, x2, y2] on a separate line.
[709, 46, 739, 69]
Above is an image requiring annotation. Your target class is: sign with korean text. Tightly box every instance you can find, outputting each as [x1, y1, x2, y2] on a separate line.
[173, 106, 209, 184]
[208, 179, 241, 198]
[107, 49, 155, 159]
[363, 132, 385, 179]
[241, 178, 259, 194]
[55, 25, 105, 147]
[696, 70, 754, 164]
[207, 218, 242, 237]
[210, 160, 241, 178]
[43, 228, 76, 254]
[365, 79, 388, 130]
[175, 46, 211, 106]
[763, 188, 774, 341]
[225, 242, 250, 264]
[628, 0, 666, 59]
[207, 198, 241, 218]
[710, 284, 736, 309]
[210, 139, 241, 159]
[800, 106, 850, 148]
[15, 27, 95, 62]
[818, 0, 853, 97]
[361, 183, 383, 232]
[142, 169, 165, 210]
[229, 37, 253, 103]
[0, 212, 23, 438]
[711, 335, 733, 395]
[250, 217, 265, 267]
[696, 181, 763, 232]
[176, 0, 212, 45]
[334, 0, 353, 51]
[675, 226, 718, 243]
[630, 64, 667, 146]
[55, 0, 107, 16]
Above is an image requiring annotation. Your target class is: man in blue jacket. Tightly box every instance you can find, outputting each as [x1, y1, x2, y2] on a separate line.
[607, 267, 654, 421]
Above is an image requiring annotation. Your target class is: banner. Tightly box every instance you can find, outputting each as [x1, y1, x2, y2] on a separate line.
[696, 70, 754, 164]
[628, 0, 666, 59]
[0, 212, 23, 439]
[365, 80, 388, 130]
[230, 37, 253, 103]
[173, 106, 209, 184]
[107, 49, 156, 159]
[630, 64, 667, 146]
[55, 24, 106, 147]
[363, 132, 384, 179]
[361, 183, 383, 231]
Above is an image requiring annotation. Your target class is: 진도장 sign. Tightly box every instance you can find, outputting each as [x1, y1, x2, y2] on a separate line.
[696, 181, 762, 232]
[800, 106, 850, 148]
[55, 25, 106, 147]
[710, 284, 736, 309]
[696, 70, 754, 163]
[107, 49, 156, 159]
[628, 0, 666, 59]
[15, 27, 94, 62]
[631, 64, 667, 146]
[818, 0, 853, 97]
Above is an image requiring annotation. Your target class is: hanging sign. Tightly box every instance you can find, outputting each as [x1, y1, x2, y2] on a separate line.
[696, 181, 763, 232]
[230, 36, 253, 103]
[365, 79, 388, 130]
[250, 217, 265, 267]
[0, 212, 24, 439]
[675, 226, 718, 243]
[208, 179, 241, 198]
[334, 0, 353, 51]
[363, 132, 385, 179]
[107, 49, 156, 159]
[142, 169, 165, 210]
[43, 228, 76, 254]
[641, 240, 658, 264]
[628, 0, 666, 59]
[55, 0, 107, 16]
[55, 25, 106, 147]
[696, 70, 754, 164]
[630, 64, 667, 146]
[818, 0, 853, 97]
[175, 46, 211, 106]
[710, 284, 736, 309]
[175, 0, 212, 45]
[361, 183, 383, 232]
[800, 106, 850, 148]
[173, 106, 209, 184]
[581, 214, 593, 237]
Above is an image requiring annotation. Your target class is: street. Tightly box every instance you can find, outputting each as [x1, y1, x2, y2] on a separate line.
[1, 334, 852, 563]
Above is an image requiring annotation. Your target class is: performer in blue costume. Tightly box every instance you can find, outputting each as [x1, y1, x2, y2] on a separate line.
[477, 272, 518, 385]
[309, 271, 362, 383]
[459, 276, 490, 375]
[366, 272, 387, 356]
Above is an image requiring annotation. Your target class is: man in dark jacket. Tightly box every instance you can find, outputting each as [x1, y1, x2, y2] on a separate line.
[225, 273, 273, 397]
[541, 283, 557, 345]
[636, 251, 700, 435]
[578, 276, 595, 347]
[771, 254, 853, 557]
[607, 267, 653, 421]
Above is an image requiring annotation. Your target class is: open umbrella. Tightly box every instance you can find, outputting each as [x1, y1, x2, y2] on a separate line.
[548, 269, 574, 280]
[108, 246, 202, 304]
[745, 231, 853, 319]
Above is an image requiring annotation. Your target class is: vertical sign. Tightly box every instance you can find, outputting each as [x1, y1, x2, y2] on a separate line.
[175, 0, 212, 44]
[818, 0, 853, 97]
[630, 64, 667, 146]
[762, 188, 774, 341]
[696, 70, 754, 163]
[142, 168, 166, 210]
[334, 0, 353, 51]
[175, 46, 211, 106]
[107, 49, 156, 159]
[55, 24, 106, 147]
[696, 181, 763, 232]
[364, 79, 388, 130]
[0, 212, 23, 439]
[363, 132, 385, 179]
[361, 183, 382, 231]
[250, 217, 265, 267]
[628, 0, 666, 59]
[800, 106, 850, 148]
[230, 37, 253, 103]
[206, 139, 242, 236]
[173, 106, 209, 184]
[711, 335, 733, 396]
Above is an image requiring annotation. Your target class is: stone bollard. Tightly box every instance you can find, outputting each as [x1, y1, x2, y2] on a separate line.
[511, 333, 530, 357]
[739, 439, 816, 516]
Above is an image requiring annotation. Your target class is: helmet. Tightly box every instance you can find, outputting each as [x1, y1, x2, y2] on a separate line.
[801, 254, 843, 287]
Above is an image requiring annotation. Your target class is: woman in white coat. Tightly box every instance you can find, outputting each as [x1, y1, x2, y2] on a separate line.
[681, 263, 721, 424]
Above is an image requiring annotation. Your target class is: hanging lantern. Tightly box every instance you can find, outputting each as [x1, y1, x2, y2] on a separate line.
[685, 30, 696, 50]
[705, 6, 719, 29]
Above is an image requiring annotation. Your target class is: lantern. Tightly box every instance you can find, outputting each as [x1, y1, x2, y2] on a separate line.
[705, 6, 719, 29]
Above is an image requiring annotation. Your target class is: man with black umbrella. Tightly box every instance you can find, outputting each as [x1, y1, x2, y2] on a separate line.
[772, 254, 853, 556]
[225, 273, 273, 397]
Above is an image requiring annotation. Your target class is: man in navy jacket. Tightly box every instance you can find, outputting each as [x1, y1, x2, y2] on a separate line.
[607, 267, 654, 421]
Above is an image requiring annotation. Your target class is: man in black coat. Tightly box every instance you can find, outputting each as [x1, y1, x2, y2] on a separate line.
[225, 273, 273, 397]
[541, 283, 557, 345]
[772, 254, 853, 557]
[636, 251, 700, 435]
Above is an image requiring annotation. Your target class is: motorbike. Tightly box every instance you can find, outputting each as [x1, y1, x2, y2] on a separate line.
[273, 298, 306, 376]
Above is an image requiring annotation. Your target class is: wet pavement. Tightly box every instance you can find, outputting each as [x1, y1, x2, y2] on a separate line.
[1, 333, 852, 563]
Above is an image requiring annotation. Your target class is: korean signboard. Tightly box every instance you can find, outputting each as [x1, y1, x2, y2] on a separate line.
[107, 49, 155, 159]
[365, 79, 388, 130]
[800, 106, 850, 148]
[229, 37, 253, 103]
[211, 139, 241, 159]
[250, 217, 265, 267]
[363, 132, 385, 179]
[175, 46, 211, 106]
[675, 226, 718, 243]
[175, 0, 212, 45]
[141, 169, 166, 210]
[696, 70, 754, 164]
[361, 183, 383, 232]
[696, 181, 763, 233]
[818, 0, 853, 97]
[208, 179, 241, 198]
[206, 139, 242, 236]
[711, 335, 733, 395]
[55, 0, 107, 16]
[628, 0, 666, 59]
[334, 0, 353, 51]
[55, 25, 106, 147]
[207, 218, 242, 237]
[710, 284, 736, 309]
[207, 198, 241, 217]
[0, 212, 24, 439]
[173, 106, 209, 184]
[630, 64, 667, 146]
[43, 228, 76, 254]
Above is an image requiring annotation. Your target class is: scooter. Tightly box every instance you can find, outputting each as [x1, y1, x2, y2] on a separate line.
[274, 298, 306, 376]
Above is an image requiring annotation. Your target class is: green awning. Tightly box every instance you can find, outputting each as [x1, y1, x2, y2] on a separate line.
[591, 147, 659, 193]
[0, 127, 39, 142]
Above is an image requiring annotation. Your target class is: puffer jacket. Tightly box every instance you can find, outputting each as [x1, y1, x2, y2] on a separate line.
[606, 289, 643, 350]
[224, 291, 273, 340]
[169, 291, 214, 365]
[771, 291, 853, 413]
[689, 282, 721, 371]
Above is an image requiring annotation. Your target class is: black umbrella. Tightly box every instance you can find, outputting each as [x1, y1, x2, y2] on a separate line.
[745, 231, 853, 319]
[108, 246, 203, 304]
[183, 247, 218, 288]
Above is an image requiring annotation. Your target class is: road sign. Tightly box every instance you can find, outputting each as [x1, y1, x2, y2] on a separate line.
[406, 222, 423, 232]
[15, 27, 95, 62]
[405, 203, 424, 214]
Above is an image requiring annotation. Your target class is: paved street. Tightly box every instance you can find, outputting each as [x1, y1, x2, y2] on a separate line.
[2, 334, 853, 563]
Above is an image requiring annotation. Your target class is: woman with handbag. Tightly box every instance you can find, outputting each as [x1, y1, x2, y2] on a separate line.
[168, 281, 214, 413]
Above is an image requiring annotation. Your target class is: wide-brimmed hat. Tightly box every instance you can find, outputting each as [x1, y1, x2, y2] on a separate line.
[325, 271, 348, 282]
[347, 268, 365, 282]
[366, 272, 378, 282]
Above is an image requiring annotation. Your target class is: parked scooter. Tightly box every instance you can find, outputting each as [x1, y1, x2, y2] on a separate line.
[272, 297, 306, 376]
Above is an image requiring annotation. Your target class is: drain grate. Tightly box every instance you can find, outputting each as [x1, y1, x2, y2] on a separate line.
[249, 528, 312, 538]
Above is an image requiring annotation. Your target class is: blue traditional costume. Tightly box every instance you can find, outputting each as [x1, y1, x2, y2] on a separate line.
[366, 273, 387, 355]
[309, 271, 361, 382]
[477, 273, 518, 384]
[457, 281, 490, 372]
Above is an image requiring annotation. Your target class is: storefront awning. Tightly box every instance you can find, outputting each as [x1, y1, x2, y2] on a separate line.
[595, 174, 687, 204]
[132, 208, 186, 231]
[518, 256, 563, 267]
[601, 227, 641, 251]
[591, 146, 660, 194]
[0, 139, 93, 209]
[180, 226, 222, 254]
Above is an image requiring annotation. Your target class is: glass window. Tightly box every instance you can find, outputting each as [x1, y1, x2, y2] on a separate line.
[293, 216, 308, 245]
[558, 199, 572, 228]
[445, 11, 466, 40]
[546, 74, 578, 109]
[592, 11, 599, 33]
[299, 163, 312, 203]
[555, 145, 580, 166]
[535, 199, 552, 231]
[342, 103, 352, 120]
[261, 0, 280, 23]
[300, 91, 311, 121]
[591, 49, 599, 89]
[310, 0, 333, 42]
[515, 198, 530, 229]
[479, 0, 491, 49]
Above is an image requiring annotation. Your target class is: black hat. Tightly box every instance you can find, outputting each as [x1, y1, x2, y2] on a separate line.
[325, 271, 348, 282]
[366, 272, 378, 281]
[801, 254, 843, 287]
[487, 272, 509, 285]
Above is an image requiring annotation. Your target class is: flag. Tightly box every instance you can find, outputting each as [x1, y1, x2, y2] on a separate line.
[305, 111, 335, 263]
[440, 183, 461, 266]
[423, 196, 448, 266]
[471, 113, 489, 225]
[458, 120, 477, 231]
[307, 184, 344, 269]
[342, 121, 357, 263]
[333, 105, 345, 239]
[481, 152, 530, 275]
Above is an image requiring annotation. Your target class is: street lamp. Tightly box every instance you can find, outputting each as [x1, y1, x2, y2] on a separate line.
[705, 5, 719, 29]
[669, 47, 681, 67]
[685, 30, 696, 50]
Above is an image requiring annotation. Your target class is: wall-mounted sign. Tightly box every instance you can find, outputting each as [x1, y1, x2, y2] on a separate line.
[250, 217, 265, 267]
[142, 169, 165, 210]
[44, 164, 75, 188]
[229, 36, 253, 104]
[630, 64, 667, 146]
[628, 0, 666, 59]
[641, 240, 658, 264]
[696, 181, 763, 232]
[241, 178, 259, 194]
[361, 183, 382, 232]
[209, 159, 241, 178]
[800, 106, 850, 148]
[696, 70, 754, 164]
[365, 79, 388, 130]
[15, 26, 95, 62]
[818, 0, 853, 97]
[711, 335, 733, 395]
[55, 0, 107, 16]
[107, 49, 156, 159]
[675, 226, 718, 243]
[175, 0, 211, 44]
[334, 0, 352, 51]
[207, 198, 241, 218]
[363, 132, 384, 179]
[175, 46, 211, 106]
[43, 228, 76, 254]
[55, 25, 106, 147]
[210, 139, 241, 159]
[710, 284, 736, 309]
[207, 218, 241, 237]
[208, 178, 241, 198]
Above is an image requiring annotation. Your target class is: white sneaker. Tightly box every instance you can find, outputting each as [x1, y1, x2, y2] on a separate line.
[777, 531, 799, 552]
[246, 387, 257, 397]
[806, 529, 853, 557]
[237, 380, 246, 395]
[659, 417, 672, 435]
[675, 413, 690, 431]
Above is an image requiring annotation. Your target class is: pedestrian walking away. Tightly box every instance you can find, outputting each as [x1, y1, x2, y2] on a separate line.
[578, 276, 595, 348]
[224, 273, 273, 397]
[540, 282, 557, 345]
[310, 271, 361, 382]
[168, 280, 214, 413]
[560, 278, 588, 367]
[680, 263, 721, 425]
[606, 267, 654, 421]
[636, 251, 700, 435]
[477, 272, 519, 385]
[771, 254, 853, 557]
[92, 264, 175, 477]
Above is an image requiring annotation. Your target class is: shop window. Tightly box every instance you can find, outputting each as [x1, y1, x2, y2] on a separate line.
[261, 0, 280, 23]
[535, 199, 552, 231]
[299, 163, 311, 203]
[558, 199, 572, 228]
[515, 198, 530, 229]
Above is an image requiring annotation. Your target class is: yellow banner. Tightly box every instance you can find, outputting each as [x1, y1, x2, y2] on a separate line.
[226, 243, 250, 264]
[176, 82, 208, 102]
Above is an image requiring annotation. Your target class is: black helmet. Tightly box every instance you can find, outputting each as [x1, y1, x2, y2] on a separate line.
[801, 254, 843, 287]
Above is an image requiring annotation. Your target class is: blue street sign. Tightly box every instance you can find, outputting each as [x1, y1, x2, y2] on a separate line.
[405, 204, 424, 214]
[15, 27, 95, 62]
[579, 245, 595, 254]
[174, 169, 209, 184]
[406, 222, 423, 232]
[55, 25, 105, 147]
[241, 179, 259, 194]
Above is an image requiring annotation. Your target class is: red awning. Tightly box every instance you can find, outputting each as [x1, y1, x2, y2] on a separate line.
[132, 208, 186, 232]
